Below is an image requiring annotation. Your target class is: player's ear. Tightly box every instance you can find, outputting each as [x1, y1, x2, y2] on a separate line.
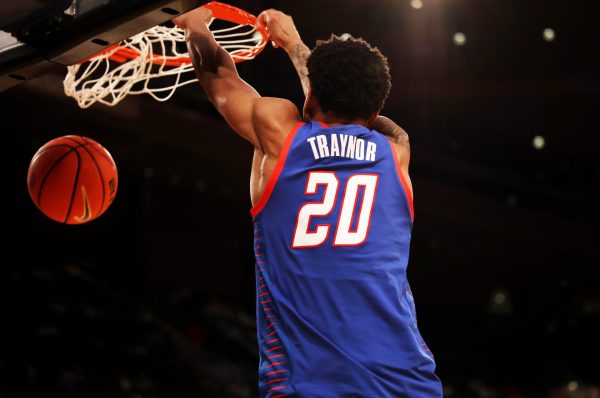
[305, 85, 313, 102]
[303, 87, 316, 120]
[367, 111, 379, 125]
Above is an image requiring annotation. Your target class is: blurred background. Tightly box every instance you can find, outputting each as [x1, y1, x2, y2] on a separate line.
[1, 0, 599, 397]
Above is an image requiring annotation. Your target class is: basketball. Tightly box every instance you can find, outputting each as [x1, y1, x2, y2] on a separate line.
[27, 135, 118, 224]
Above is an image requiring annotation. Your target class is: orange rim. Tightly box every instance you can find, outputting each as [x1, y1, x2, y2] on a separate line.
[82, 1, 269, 66]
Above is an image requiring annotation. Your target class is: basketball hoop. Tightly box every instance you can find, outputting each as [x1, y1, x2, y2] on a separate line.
[63, 1, 269, 108]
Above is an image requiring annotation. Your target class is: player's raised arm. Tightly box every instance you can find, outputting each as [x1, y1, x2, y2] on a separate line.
[257, 9, 311, 97]
[173, 6, 299, 150]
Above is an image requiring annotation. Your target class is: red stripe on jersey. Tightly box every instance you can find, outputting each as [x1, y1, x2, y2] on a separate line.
[266, 361, 286, 368]
[265, 338, 281, 345]
[387, 139, 414, 221]
[269, 385, 289, 392]
[266, 345, 283, 353]
[267, 377, 288, 383]
[265, 369, 288, 376]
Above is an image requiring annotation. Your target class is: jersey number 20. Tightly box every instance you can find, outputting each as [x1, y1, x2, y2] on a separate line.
[292, 171, 379, 248]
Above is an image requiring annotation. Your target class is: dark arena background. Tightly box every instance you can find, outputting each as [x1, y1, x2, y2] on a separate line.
[1, 0, 599, 397]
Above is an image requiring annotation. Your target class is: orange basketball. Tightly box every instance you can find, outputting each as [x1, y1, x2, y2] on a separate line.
[27, 135, 118, 224]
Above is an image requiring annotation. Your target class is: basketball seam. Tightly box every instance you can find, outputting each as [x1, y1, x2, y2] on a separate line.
[77, 143, 107, 217]
[32, 144, 77, 160]
[64, 137, 111, 163]
[39, 141, 77, 148]
[36, 148, 78, 215]
[64, 147, 82, 224]
[64, 136, 86, 147]
[80, 136, 114, 163]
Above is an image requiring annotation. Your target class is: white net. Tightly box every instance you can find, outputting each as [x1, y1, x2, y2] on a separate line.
[64, 22, 265, 108]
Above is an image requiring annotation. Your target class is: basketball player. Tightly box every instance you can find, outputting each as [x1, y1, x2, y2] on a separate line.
[173, 6, 443, 397]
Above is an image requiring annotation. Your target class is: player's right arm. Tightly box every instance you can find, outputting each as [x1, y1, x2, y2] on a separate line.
[173, 6, 300, 152]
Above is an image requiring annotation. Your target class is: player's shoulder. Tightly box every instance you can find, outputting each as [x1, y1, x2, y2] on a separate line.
[253, 97, 302, 153]
[254, 97, 301, 125]
[254, 97, 302, 135]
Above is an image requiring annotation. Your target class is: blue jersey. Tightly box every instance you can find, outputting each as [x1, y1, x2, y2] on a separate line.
[250, 121, 442, 397]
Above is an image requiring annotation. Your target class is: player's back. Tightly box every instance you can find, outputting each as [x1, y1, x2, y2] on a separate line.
[251, 121, 442, 397]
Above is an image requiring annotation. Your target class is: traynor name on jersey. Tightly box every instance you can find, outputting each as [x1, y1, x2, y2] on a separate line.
[306, 134, 377, 161]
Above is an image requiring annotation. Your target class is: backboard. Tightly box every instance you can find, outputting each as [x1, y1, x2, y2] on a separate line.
[0, 0, 205, 91]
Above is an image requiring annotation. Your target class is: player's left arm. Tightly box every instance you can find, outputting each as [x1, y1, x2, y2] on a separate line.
[257, 10, 311, 96]
[257, 9, 405, 143]
[369, 116, 413, 197]
[368, 115, 409, 148]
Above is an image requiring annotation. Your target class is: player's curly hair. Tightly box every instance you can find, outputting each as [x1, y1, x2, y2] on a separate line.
[307, 34, 391, 120]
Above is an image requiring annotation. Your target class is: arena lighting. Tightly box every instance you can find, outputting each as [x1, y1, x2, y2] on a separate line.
[506, 194, 517, 206]
[340, 33, 352, 40]
[489, 289, 512, 315]
[453, 32, 467, 46]
[567, 381, 579, 392]
[543, 28, 556, 42]
[532, 135, 546, 150]
[195, 180, 207, 191]
[410, 0, 423, 10]
[493, 292, 507, 305]
[144, 167, 155, 178]
[170, 174, 181, 185]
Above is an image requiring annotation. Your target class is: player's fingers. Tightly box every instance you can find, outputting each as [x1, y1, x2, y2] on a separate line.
[172, 14, 187, 28]
[257, 11, 268, 28]
[258, 9, 286, 27]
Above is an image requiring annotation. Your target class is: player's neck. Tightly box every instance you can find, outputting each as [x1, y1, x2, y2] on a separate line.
[309, 111, 368, 127]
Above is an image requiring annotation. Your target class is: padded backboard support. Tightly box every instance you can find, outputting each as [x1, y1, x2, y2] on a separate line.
[0, 0, 204, 91]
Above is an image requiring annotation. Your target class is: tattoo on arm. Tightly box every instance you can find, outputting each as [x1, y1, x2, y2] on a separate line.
[394, 129, 410, 148]
[289, 43, 311, 96]
[369, 116, 410, 148]
[186, 29, 236, 81]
